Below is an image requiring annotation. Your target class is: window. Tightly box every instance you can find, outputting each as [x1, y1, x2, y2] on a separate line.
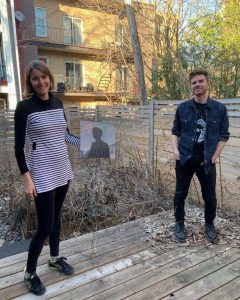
[35, 7, 47, 37]
[116, 66, 129, 91]
[115, 24, 129, 48]
[0, 46, 7, 82]
[63, 16, 82, 45]
[65, 62, 83, 88]
[38, 56, 49, 65]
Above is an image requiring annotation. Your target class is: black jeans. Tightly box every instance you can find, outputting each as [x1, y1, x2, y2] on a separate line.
[26, 182, 69, 273]
[173, 159, 216, 224]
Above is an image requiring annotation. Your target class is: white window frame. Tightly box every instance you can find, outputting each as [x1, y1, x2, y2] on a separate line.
[63, 16, 83, 45]
[35, 7, 47, 37]
[65, 61, 84, 87]
[116, 65, 129, 91]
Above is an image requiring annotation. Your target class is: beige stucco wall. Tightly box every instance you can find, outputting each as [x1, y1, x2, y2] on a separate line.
[35, 0, 122, 47]
[38, 49, 105, 89]
[33, 0, 153, 103]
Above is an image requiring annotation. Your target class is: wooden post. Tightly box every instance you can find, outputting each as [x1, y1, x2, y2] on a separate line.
[125, 2, 148, 105]
[148, 100, 154, 174]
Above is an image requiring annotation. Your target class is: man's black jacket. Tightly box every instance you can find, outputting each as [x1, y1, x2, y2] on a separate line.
[172, 98, 230, 173]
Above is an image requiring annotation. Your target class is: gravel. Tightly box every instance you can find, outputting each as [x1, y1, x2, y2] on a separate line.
[0, 196, 22, 246]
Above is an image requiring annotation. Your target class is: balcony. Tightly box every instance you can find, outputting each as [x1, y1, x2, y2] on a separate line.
[53, 74, 136, 100]
[22, 26, 133, 62]
[53, 75, 110, 98]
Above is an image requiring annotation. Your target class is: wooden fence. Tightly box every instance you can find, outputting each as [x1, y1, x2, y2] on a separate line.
[66, 98, 240, 212]
[1, 98, 240, 211]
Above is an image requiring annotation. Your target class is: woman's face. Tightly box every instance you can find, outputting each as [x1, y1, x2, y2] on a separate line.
[30, 68, 50, 100]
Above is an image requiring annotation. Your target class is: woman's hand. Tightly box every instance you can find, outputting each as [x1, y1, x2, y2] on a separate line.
[22, 172, 37, 199]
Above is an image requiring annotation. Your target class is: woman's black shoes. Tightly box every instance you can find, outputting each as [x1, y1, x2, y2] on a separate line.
[48, 256, 74, 275]
[24, 273, 46, 295]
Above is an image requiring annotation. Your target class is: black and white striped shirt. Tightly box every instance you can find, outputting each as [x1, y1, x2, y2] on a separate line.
[14, 93, 80, 193]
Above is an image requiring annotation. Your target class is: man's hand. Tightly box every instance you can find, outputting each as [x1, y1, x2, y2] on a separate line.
[211, 155, 217, 164]
[211, 141, 226, 164]
[171, 135, 180, 160]
[173, 149, 180, 160]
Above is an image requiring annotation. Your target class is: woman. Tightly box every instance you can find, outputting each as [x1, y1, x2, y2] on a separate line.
[14, 60, 80, 295]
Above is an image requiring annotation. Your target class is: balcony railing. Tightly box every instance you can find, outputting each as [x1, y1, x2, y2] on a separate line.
[0, 65, 7, 86]
[54, 75, 96, 93]
[53, 75, 136, 98]
[22, 25, 131, 52]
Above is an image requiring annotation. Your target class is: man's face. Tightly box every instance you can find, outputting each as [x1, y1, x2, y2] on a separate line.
[190, 74, 209, 97]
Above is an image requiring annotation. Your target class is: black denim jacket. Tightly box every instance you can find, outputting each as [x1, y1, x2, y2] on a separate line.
[172, 98, 230, 173]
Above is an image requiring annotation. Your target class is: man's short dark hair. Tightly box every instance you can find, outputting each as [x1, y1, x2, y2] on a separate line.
[189, 70, 209, 82]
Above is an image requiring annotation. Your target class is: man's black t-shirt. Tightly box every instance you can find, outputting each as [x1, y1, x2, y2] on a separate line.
[192, 101, 207, 163]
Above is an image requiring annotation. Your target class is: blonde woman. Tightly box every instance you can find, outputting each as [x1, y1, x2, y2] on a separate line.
[14, 60, 80, 295]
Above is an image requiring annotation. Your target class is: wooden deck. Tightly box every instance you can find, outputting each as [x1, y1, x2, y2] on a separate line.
[0, 216, 240, 300]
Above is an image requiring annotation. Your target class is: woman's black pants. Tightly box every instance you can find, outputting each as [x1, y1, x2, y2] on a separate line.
[26, 182, 69, 273]
[173, 160, 217, 224]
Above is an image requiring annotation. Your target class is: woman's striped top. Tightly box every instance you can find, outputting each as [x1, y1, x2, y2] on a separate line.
[14, 93, 80, 193]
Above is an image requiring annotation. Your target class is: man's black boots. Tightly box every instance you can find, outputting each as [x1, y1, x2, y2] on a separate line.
[205, 223, 217, 241]
[174, 221, 186, 242]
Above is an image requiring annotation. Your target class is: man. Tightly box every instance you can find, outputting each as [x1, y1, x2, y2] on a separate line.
[171, 70, 230, 242]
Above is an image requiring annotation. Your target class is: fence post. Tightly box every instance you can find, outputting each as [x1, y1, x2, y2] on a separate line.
[148, 100, 154, 174]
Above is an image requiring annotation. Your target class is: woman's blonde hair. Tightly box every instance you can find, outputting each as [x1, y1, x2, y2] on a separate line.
[25, 60, 54, 96]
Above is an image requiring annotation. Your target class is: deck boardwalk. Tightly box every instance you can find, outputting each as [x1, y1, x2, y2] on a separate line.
[0, 216, 240, 300]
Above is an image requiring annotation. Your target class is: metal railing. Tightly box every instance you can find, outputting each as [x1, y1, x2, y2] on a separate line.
[53, 75, 137, 98]
[22, 25, 132, 54]
[54, 75, 95, 93]
[23, 25, 114, 49]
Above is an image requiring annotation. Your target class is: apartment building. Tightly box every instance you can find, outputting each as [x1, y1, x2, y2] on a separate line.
[0, 0, 21, 109]
[18, 0, 143, 108]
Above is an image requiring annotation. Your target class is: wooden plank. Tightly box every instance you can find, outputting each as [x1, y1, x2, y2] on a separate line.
[226, 105, 240, 110]
[160, 255, 240, 300]
[229, 118, 240, 128]
[154, 100, 182, 105]
[0, 218, 145, 268]
[86, 245, 231, 300]
[0, 223, 143, 274]
[228, 112, 240, 117]
[49, 245, 205, 300]
[219, 98, 240, 104]
[126, 247, 240, 300]
[201, 276, 240, 300]
[0, 229, 145, 281]
[11, 250, 155, 300]
[0, 239, 147, 299]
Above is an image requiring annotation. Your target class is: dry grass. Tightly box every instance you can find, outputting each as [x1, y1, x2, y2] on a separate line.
[62, 159, 171, 239]
[0, 157, 172, 241]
